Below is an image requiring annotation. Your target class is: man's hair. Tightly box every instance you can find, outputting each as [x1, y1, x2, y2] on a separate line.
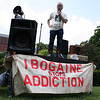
[57, 2, 63, 10]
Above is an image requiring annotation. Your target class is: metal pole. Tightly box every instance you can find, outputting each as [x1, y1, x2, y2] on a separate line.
[90, 92, 92, 96]
[39, 23, 43, 44]
[9, 70, 13, 98]
[38, 23, 43, 53]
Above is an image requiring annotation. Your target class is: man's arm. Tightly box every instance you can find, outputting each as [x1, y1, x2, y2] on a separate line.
[60, 15, 68, 23]
[58, 11, 68, 23]
[47, 13, 53, 27]
[47, 18, 52, 27]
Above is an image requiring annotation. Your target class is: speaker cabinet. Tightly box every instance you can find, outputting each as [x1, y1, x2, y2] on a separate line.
[61, 40, 68, 55]
[69, 45, 82, 55]
[7, 19, 37, 55]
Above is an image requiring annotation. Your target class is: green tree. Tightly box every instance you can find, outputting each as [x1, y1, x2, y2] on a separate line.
[0, 58, 4, 65]
[80, 40, 88, 46]
[0, 51, 6, 59]
[37, 42, 48, 51]
[81, 42, 100, 69]
[38, 49, 48, 56]
[38, 49, 56, 56]
[37, 42, 56, 56]
[89, 26, 100, 50]
[81, 26, 100, 69]
[0, 51, 6, 65]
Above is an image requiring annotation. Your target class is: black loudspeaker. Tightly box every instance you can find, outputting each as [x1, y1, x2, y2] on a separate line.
[7, 19, 37, 55]
[61, 40, 68, 55]
[13, 6, 24, 15]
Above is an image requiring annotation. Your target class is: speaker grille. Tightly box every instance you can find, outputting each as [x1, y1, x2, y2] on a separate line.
[9, 28, 31, 49]
[7, 19, 37, 55]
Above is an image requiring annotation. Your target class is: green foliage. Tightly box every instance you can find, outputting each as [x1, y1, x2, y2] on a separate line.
[81, 26, 100, 69]
[93, 70, 100, 86]
[0, 51, 6, 59]
[37, 42, 56, 51]
[37, 42, 48, 51]
[38, 49, 48, 56]
[37, 42, 56, 56]
[89, 26, 100, 48]
[80, 41, 88, 46]
[82, 43, 98, 60]
[0, 58, 4, 65]
[0, 51, 6, 65]
[82, 43, 100, 69]
[38, 49, 56, 56]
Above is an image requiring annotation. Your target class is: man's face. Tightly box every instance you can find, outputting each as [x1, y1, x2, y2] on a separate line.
[57, 3, 62, 11]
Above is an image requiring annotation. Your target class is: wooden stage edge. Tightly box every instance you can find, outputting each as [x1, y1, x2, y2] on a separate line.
[34, 54, 89, 64]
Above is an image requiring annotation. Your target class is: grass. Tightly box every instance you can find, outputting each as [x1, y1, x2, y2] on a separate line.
[0, 86, 100, 100]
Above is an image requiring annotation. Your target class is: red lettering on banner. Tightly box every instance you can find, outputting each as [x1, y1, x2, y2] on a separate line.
[24, 59, 28, 69]
[77, 64, 83, 72]
[48, 71, 65, 77]
[23, 57, 86, 89]
[70, 64, 83, 73]
[52, 77, 59, 87]
[41, 76, 48, 87]
[52, 72, 56, 76]
[40, 61, 47, 71]
[33, 75, 40, 86]
[31, 59, 38, 69]
[59, 72, 62, 76]
[24, 75, 84, 87]
[66, 64, 68, 73]
[68, 77, 84, 87]
[49, 62, 55, 71]
[78, 77, 84, 86]
[71, 77, 77, 87]
[68, 77, 70, 87]
[60, 77, 66, 87]
[48, 71, 52, 76]
[49, 76, 51, 87]
[70, 64, 76, 73]
[24, 75, 32, 86]
[57, 63, 64, 72]
[24, 59, 83, 74]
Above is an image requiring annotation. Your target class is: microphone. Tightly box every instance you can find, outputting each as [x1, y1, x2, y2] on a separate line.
[58, 7, 61, 12]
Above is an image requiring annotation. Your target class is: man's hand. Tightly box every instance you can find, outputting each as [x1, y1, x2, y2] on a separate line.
[49, 25, 53, 28]
[47, 19, 52, 28]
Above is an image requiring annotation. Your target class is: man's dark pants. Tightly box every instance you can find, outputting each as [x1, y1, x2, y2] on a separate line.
[48, 28, 63, 54]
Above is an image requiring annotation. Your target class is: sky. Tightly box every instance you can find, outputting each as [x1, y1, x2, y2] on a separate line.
[0, 0, 100, 46]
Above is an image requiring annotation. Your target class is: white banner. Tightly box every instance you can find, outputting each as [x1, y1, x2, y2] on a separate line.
[11, 54, 95, 96]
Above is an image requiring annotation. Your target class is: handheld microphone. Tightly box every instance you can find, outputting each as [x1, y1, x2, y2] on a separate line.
[58, 7, 61, 12]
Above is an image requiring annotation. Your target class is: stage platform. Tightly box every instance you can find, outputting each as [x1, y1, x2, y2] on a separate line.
[34, 54, 89, 64]
[4, 54, 89, 70]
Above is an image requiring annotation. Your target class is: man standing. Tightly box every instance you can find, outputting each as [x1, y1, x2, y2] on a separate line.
[47, 2, 68, 58]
